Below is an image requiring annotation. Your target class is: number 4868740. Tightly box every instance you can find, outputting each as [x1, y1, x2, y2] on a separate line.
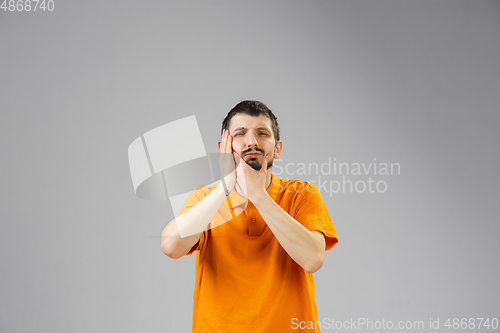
[1, 0, 55, 11]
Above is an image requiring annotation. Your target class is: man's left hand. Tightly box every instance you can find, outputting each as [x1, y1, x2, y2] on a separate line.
[234, 154, 270, 204]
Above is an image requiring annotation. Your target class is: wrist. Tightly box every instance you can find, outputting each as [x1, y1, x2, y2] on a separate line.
[220, 178, 234, 196]
[251, 190, 271, 208]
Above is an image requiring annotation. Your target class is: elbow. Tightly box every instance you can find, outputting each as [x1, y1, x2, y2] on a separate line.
[303, 252, 325, 274]
[161, 241, 183, 260]
[303, 261, 323, 274]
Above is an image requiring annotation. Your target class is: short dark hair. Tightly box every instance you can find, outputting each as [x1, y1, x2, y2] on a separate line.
[221, 100, 280, 142]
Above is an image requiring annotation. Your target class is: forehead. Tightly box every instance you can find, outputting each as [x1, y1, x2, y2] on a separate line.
[229, 113, 272, 131]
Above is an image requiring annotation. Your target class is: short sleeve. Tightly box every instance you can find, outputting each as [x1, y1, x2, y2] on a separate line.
[178, 185, 209, 256]
[293, 182, 339, 251]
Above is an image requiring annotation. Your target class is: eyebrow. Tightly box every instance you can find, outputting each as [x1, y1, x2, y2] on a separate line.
[233, 127, 271, 133]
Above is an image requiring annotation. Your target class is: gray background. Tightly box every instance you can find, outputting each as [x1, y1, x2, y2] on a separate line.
[1, 0, 499, 332]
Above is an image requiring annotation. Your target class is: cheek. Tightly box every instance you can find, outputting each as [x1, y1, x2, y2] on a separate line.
[266, 142, 277, 153]
[231, 141, 244, 153]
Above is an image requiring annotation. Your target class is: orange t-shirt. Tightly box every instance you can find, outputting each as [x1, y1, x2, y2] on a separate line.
[180, 173, 338, 333]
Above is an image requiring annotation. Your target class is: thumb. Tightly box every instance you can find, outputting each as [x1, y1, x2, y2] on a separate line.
[261, 154, 268, 172]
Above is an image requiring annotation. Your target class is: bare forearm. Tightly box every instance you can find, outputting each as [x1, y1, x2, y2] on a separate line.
[161, 184, 227, 259]
[253, 193, 325, 273]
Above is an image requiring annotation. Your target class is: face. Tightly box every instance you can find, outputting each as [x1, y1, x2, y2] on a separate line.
[221, 113, 282, 171]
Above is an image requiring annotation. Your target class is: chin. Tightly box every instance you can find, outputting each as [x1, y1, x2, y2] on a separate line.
[247, 160, 262, 171]
[247, 159, 273, 171]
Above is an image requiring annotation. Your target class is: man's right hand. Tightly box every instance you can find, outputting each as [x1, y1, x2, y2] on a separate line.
[218, 129, 237, 195]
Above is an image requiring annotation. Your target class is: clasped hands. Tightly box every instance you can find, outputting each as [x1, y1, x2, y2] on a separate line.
[218, 129, 269, 204]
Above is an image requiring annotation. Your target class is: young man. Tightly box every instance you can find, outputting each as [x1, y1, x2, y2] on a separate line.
[161, 100, 338, 332]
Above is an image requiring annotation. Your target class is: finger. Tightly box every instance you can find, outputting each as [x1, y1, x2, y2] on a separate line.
[236, 153, 251, 170]
[219, 134, 224, 153]
[220, 130, 226, 153]
[232, 150, 243, 167]
[225, 131, 232, 154]
[232, 148, 241, 157]
[236, 153, 245, 170]
[232, 153, 239, 169]
[232, 149, 242, 161]
[235, 155, 247, 177]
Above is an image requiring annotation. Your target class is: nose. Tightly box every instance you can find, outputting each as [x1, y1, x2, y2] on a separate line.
[245, 131, 258, 148]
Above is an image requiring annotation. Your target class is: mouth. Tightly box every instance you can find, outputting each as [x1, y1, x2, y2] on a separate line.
[245, 153, 261, 158]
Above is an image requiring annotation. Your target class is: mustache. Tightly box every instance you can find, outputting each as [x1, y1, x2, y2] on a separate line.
[242, 148, 265, 156]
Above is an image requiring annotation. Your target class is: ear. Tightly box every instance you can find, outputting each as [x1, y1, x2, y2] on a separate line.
[274, 140, 283, 159]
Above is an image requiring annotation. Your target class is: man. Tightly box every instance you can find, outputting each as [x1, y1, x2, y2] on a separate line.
[161, 100, 338, 332]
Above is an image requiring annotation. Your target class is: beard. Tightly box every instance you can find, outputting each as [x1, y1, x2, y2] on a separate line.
[246, 157, 273, 171]
[243, 146, 275, 171]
